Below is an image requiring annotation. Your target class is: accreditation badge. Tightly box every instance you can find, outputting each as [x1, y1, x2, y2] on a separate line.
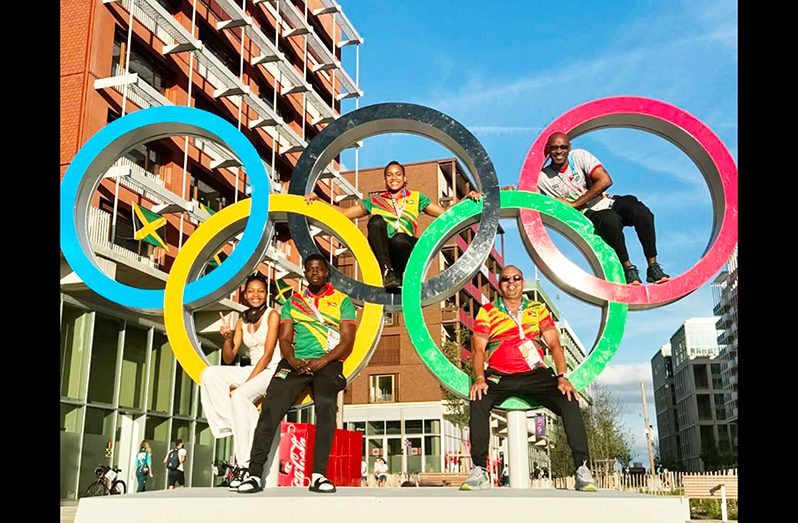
[326, 328, 341, 352]
[520, 339, 543, 367]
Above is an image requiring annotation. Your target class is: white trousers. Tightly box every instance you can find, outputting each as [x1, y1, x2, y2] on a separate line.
[200, 365, 276, 468]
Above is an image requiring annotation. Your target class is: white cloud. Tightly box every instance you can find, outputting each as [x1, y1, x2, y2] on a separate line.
[596, 363, 652, 387]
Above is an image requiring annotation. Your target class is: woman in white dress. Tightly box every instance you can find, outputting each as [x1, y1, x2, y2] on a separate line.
[200, 274, 282, 488]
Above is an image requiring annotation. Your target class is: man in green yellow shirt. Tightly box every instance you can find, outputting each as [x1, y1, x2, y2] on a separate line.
[237, 254, 356, 494]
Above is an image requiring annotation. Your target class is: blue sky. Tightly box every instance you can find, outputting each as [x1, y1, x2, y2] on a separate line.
[336, 0, 737, 466]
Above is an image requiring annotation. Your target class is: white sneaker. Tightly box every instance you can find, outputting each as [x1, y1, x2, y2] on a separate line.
[228, 467, 247, 491]
[459, 466, 491, 490]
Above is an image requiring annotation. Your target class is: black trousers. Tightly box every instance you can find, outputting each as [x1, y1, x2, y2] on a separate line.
[468, 367, 590, 472]
[584, 194, 657, 265]
[367, 215, 418, 275]
[247, 359, 347, 479]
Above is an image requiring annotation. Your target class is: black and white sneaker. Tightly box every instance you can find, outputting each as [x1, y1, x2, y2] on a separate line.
[237, 474, 262, 493]
[228, 466, 248, 491]
[309, 474, 336, 493]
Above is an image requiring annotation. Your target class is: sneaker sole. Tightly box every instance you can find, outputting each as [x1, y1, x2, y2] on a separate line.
[459, 483, 489, 491]
[626, 281, 643, 286]
[647, 277, 670, 284]
[576, 485, 598, 492]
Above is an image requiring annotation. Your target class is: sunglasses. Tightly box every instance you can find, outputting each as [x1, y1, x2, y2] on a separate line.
[548, 144, 570, 151]
[500, 274, 523, 283]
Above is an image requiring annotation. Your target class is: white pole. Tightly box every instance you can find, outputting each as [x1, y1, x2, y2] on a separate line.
[506, 410, 530, 488]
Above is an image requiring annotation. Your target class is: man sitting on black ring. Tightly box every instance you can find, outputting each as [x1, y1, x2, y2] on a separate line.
[305, 160, 481, 290]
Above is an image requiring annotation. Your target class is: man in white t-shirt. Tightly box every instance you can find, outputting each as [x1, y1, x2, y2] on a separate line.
[164, 439, 188, 489]
[538, 132, 670, 285]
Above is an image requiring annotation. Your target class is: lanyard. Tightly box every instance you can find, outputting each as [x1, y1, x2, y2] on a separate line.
[390, 188, 409, 221]
[558, 157, 584, 196]
[499, 298, 527, 340]
[303, 289, 326, 325]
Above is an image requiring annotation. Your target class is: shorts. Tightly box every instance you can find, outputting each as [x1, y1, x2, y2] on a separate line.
[167, 469, 185, 487]
[375, 473, 387, 481]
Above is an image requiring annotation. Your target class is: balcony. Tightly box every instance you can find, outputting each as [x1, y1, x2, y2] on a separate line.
[87, 205, 158, 271]
[440, 303, 459, 323]
[115, 0, 202, 55]
[94, 68, 241, 172]
[104, 157, 167, 205]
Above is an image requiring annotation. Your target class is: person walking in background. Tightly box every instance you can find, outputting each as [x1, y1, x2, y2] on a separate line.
[164, 439, 187, 489]
[134, 440, 153, 492]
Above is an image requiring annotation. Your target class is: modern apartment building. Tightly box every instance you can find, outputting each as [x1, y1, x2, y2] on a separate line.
[60, 0, 362, 499]
[652, 318, 729, 471]
[651, 343, 679, 468]
[711, 246, 738, 458]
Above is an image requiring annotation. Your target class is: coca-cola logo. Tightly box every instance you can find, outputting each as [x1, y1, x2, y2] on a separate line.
[286, 425, 309, 487]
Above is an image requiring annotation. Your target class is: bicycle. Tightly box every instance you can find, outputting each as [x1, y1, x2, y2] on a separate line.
[212, 459, 235, 488]
[84, 465, 127, 496]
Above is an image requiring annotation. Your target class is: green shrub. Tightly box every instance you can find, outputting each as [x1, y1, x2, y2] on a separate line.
[689, 498, 738, 520]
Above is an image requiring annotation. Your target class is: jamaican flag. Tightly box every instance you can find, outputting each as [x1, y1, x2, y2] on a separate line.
[273, 278, 294, 305]
[199, 203, 226, 267]
[132, 202, 168, 250]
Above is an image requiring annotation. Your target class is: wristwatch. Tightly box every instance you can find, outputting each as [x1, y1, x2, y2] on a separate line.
[556, 372, 569, 380]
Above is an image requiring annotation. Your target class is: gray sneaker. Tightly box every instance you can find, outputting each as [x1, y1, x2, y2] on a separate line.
[575, 462, 597, 492]
[459, 466, 491, 490]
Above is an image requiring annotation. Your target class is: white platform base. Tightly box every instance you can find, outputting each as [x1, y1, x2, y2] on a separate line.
[75, 487, 690, 523]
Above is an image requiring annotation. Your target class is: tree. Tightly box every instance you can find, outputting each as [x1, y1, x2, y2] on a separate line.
[548, 383, 632, 478]
[550, 422, 573, 478]
[583, 383, 632, 476]
[440, 339, 472, 427]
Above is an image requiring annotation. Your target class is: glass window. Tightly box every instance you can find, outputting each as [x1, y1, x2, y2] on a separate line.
[61, 305, 92, 400]
[60, 404, 84, 499]
[79, 408, 115, 497]
[148, 332, 174, 413]
[424, 419, 440, 434]
[194, 422, 214, 487]
[119, 324, 149, 410]
[424, 435, 441, 472]
[87, 314, 121, 405]
[192, 174, 227, 212]
[173, 363, 194, 416]
[346, 421, 365, 434]
[386, 438, 403, 474]
[406, 437, 422, 474]
[367, 420, 385, 436]
[367, 438, 383, 471]
[145, 415, 171, 491]
[404, 419, 423, 434]
[369, 375, 395, 403]
[386, 420, 401, 435]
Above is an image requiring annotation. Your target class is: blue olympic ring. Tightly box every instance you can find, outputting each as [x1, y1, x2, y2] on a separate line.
[60, 106, 271, 310]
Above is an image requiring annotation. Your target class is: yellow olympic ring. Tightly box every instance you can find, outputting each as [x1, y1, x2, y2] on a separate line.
[164, 194, 384, 404]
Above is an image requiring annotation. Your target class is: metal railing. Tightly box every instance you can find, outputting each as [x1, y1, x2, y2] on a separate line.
[87, 206, 158, 269]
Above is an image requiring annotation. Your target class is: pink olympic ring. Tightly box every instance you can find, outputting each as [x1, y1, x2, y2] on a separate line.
[517, 96, 737, 310]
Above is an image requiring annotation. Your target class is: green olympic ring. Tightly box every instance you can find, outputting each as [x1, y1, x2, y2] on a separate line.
[402, 190, 628, 409]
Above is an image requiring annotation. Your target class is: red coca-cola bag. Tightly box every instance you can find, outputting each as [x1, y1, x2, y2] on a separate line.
[278, 422, 363, 487]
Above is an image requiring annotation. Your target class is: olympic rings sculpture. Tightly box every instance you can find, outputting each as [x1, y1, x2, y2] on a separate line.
[60, 97, 737, 408]
[517, 96, 738, 310]
[287, 102, 501, 311]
